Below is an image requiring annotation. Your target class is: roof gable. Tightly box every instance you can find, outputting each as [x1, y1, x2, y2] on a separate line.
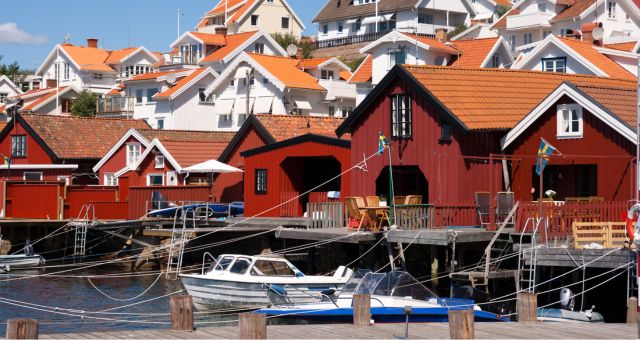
[314, 0, 418, 23]
[0, 75, 23, 95]
[451, 37, 514, 68]
[348, 54, 373, 84]
[360, 31, 460, 55]
[154, 68, 219, 100]
[20, 86, 79, 112]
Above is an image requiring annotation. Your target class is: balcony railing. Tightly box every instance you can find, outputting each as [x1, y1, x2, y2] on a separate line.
[96, 97, 133, 117]
[306, 202, 347, 229]
[394, 204, 434, 229]
[506, 12, 554, 30]
[315, 31, 436, 49]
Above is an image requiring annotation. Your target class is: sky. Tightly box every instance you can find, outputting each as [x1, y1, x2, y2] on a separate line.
[0, 0, 324, 71]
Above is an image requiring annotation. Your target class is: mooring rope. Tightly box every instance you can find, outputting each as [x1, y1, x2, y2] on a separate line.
[86, 273, 163, 302]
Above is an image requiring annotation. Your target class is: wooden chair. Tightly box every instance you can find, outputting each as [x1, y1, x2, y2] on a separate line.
[393, 196, 406, 206]
[496, 192, 515, 226]
[405, 195, 422, 204]
[475, 192, 490, 227]
[345, 197, 371, 231]
[365, 196, 380, 207]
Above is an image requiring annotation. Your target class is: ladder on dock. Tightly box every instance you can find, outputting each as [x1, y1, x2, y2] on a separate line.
[165, 207, 196, 280]
[516, 217, 546, 292]
[72, 204, 96, 258]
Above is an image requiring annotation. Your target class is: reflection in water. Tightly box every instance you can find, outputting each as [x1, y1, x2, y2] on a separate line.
[0, 269, 238, 334]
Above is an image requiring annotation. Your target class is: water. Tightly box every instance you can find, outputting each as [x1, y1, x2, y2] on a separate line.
[0, 268, 238, 334]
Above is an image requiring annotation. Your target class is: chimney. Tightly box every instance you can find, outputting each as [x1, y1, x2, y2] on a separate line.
[87, 38, 98, 48]
[215, 27, 228, 36]
[435, 28, 448, 42]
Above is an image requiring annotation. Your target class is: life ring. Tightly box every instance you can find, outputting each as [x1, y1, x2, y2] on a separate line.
[626, 204, 640, 242]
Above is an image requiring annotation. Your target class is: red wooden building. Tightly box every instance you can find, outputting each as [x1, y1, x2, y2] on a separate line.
[241, 134, 351, 217]
[214, 114, 348, 203]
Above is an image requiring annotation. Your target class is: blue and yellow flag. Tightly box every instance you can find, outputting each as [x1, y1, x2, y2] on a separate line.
[2, 156, 8, 166]
[378, 132, 389, 155]
[535, 139, 555, 176]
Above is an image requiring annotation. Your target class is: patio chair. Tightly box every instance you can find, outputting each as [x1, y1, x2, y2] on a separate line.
[405, 195, 422, 205]
[496, 192, 515, 226]
[393, 196, 406, 206]
[366, 196, 381, 207]
[475, 192, 490, 227]
[345, 197, 373, 231]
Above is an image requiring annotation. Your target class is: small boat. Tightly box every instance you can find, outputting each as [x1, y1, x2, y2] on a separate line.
[537, 289, 604, 322]
[0, 254, 45, 270]
[147, 202, 244, 219]
[180, 254, 353, 311]
[255, 270, 509, 323]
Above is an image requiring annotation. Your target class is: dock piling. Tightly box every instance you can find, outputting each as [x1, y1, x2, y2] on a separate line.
[627, 297, 638, 324]
[170, 295, 194, 331]
[239, 313, 267, 339]
[6, 318, 39, 340]
[516, 292, 538, 322]
[448, 309, 474, 339]
[353, 294, 371, 326]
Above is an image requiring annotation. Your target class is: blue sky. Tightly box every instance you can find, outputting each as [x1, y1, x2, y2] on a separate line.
[0, 0, 323, 70]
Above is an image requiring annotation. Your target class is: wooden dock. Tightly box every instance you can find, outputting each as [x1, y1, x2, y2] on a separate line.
[39, 322, 637, 339]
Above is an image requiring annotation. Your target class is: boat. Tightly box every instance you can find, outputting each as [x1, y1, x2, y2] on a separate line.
[0, 254, 45, 270]
[537, 289, 604, 322]
[255, 270, 509, 323]
[180, 254, 354, 311]
[147, 202, 244, 219]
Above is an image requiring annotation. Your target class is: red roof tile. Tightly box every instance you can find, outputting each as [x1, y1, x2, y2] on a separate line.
[552, 0, 595, 21]
[348, 54, 372, 84]
[139, 129, 236, 143]
[155, 68, 207, 99]
[557, 37, 635, 80]
[254, 114, 348, 141]
[201, 31, 260, 63]
[21, 87, 70, 112]
[451, 38, 500, 68]
[247, 54, 324, 91]
[162, 140, 230, 167]
[398, 32, 460, 54]
[191, 32, 227, 46]
[604, 41, 638, 52]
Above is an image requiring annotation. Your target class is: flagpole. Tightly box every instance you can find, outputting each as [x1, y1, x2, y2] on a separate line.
[388, 143, 394, 225]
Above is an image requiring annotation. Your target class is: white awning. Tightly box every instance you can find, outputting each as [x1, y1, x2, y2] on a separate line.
[214, 99, 235, 115]
[234, 66, 252, 79]
[294, 100, 312, 111]
[473, 12, 494, 21]
[346, 18, 359, 24]
[181, 159, 243, 174]
[253, 96, 274, 114]
[234, 97, 256, 115]
[361, 13, 394, 25]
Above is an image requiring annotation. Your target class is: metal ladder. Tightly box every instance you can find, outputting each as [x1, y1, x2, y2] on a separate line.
[73, 204, 95, 258]
[517, 217, 546, 292]
[165, 207, 196, 280]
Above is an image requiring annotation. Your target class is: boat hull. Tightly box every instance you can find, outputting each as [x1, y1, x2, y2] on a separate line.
[0, 255, 44, 270]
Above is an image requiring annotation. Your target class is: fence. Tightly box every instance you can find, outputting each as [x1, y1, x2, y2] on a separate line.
[516, 201, 629, 242]
[3, 181, 65, 219]
[431, 203, 477, 228]
[96, 97, 133, 116]
[315, 31, 436, 49]
[90, 201, 129, 220]
[394, 204, 434, 229]
[306, 202, 347, 229]
[64, 186, 119, 219]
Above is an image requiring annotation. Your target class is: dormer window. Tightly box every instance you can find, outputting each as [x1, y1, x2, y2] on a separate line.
[181, 44, 202, 65]
[557, 104, 583, 138]
[254, 43, 265, 54]
[321, 70, 335, 80]
[251, 15, 259, 26]
[542, 57, 566, 73]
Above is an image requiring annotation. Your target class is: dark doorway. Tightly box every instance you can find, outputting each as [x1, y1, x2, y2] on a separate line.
[281, 156, 342, 213]
[376, 166, 429, 203]
[532, 164, 597, 200]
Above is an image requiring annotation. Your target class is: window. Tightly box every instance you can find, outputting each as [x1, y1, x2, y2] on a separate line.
[542, 57, 566, 73]
[0, 93, 7, 102]
[523, 33, 533, 45]
[157, 118, 164, 130]
[388, 49, 407, 70]
[266, 0, 274, 2]
[352, 18, 362, 32]
[229, 257, 252, 274]
[63, 63, 70, 80]
[104, 173, 118, 186]
[147, 174, 164, 186]
[328, 106, 335, 116]
[147, 88, 159, 102]
[322, 24, 329, 35]
[560, 28, 571, 37]
[607, 0, 616, 18]
[23, 172, 42, 181]
[251, 15, 259, 26]
[509, 34, 516, 51]
[321, 70, 335, 80]
[254, 43, 265, 54]
[126, 143, 141, 166]
[93, 73, 103, 80]
[135, 89, 144, 104]
[557, 104, 583, 138]
[199, 88, 214, 103]
[390, 94, 412, 138]
[440, 123, 452, 142]
[341, 106, 353, 118]
[418, 12, 433, 24]
[262, 77, 268, 85]
[251, 260, 296, 276]
[11, 135, 26, 157]
[255, 169, 267, 194]
[155, 155, 165, 168]
[337, 21, 344, 33]
[537, 0, 546, 12]
[54, 63, 60, 81]
[281, 17, 290, 29]
[543, 30, 551, 38]
[229, 79, 235, 88]
[492, 54, 500, 68]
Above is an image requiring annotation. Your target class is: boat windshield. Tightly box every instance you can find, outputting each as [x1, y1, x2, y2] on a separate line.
[370, 271, 437, 301]
[338, 269, 372, 296]
[210, 255, 235, 272]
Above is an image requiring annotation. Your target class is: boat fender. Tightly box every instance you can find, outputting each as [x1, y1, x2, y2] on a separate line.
[626, 204, 640, 241]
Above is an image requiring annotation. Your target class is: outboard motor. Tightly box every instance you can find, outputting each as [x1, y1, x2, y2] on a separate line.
[559, 288, 575, 311]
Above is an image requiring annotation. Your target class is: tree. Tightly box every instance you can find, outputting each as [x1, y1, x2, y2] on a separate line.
[495, 5, 510, 18]
[0, 56, 21, 82]
[270, 33, 316, 59]
[71, 91, 98, 117]
[448, 24, 469, 39]
[344, 56, 366, 72]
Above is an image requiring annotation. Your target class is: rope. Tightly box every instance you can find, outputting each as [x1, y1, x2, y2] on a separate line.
[86, 273, 163, 302]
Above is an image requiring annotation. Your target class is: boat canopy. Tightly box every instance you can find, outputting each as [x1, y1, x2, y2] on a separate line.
[342, 270, 437, 301]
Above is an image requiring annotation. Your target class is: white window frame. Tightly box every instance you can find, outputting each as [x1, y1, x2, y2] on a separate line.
[126, 143, 141, 167]
[508, 34, 516, 51]
[11, 135, 27, 157]
[523, 33, 533, 45]
[104, 173, 118, 186]
[155, 155, 165, 169]
[607, 0, 616, 18]
[147, 173, 165, 186]
[542, 57, 566, 73]
[157, 118, 164, 130]
[63, 62, 70, 80]
[57, 176, 71, 186]
[387, 49, 407, 70]
[254, 43, 265, 54]
[23, 172, 43, 181]
[492, 54, 500, 68]
[556, 104, 583, 138]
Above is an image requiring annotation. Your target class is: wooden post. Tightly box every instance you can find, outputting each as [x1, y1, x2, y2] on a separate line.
[516, 292, 538, 322]
[170, 295, 194, 331]
[239, 313, 267, 340]
[448, 309, 474, 340]
[627, 297, 638, 324]
[6, 318, 39, 339]
[353, 294, 371, 326]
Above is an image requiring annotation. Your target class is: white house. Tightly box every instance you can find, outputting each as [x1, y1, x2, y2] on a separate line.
[469, 0, 513, 23]
[9, 87, 81, 115]
[35, 38, 160, 95]
[451, 23, 499, 40]
[512, 34, 636, 79]
[0, 75, 23, 103]
[196, 0, 305, 38]
[493, 0, 640, 55]
[313, 0, 475, 43]
[204, 52, 356, 131]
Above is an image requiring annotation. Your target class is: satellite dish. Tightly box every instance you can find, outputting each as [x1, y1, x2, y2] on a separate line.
[166, 73, 177, 85]
[592, 27, 604, 41]
[286, 44, 298, 57]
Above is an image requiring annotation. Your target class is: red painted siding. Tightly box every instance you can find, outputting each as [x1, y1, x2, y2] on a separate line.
[0, 120, 54, 164]
[129, 148, 184, 187]
[506, 95, 635, 202]
[64, 186, 119, 219]
[214, 126, 271, 202]
[4, 182, 64, 218]
[98, 136, 147, 184]
[349, 78, 503, 204]
[243, 140, 351, 217]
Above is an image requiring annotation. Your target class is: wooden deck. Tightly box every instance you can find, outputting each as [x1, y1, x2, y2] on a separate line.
[514, 246, 632, 269]
[40, 322, 637, 339]
[387, 228, 495, 245]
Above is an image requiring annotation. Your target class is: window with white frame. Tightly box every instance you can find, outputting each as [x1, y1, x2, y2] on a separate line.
[147, 88, 159, 102]
[352, 18, 362, 32]
[320, 70, 335, 80]
[155, 155, 165, 169]
[337, 21, 344, 33]
[0, 93, 7, 102]
[11, 135, 26, 157]
[104, 173, 118, 186]
[63, 63, 70, 80]
[23, 172, 42, 181]
[255, 169, 267, 194]
[509, 34, 516, 51]
[341, 106, 353, 118]
[557, 104, 583, 138]
[328, 106, 335, 116]
[93, 73, 103, 80]
[157, 118, 164, 129]
[391, 94, 412, 138]
[543, 30, 551, 38]
[254, 43, 265, 54]
[418, 11, 433, 24]
[492, 54, 500, 68]
[388, 49, 407, 70]
[126, 143, 141, 167]
[322, 24, 329, 35]
[560, 28, 571, 37]
[281, 17, 290, 29]
[54, 63, 60, 81]
[523, 33, 533, 45]
[135, 89, 144, 104]
[607, 0, 616, 18]
[147, 173, 164, 186]
[542, 57, 566, 73]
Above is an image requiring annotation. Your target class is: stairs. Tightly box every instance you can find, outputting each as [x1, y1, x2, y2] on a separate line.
[165, 207, 195, 280]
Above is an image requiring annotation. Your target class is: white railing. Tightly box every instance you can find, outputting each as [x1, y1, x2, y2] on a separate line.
[507, 12, 554, 30]
[306, 202, 347, 229]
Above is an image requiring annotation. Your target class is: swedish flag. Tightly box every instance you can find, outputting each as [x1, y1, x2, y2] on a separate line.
[535, 139, 555, 176]
[2, 156, 8, 166]
[378, 132, 389, 155]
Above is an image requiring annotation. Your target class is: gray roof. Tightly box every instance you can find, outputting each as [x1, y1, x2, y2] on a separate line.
[313, 0, 418, 23]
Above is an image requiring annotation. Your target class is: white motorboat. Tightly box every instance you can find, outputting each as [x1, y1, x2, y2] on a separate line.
[180, 254, 353, 311]
[0, 254, 45, 270]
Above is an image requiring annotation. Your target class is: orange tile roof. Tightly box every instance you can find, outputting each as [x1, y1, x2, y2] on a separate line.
[139, 129, 236, 143]
[604, 41, 638, 52]
[254, 114, 348, 141]
[398, 32, 459, 54]
[402, 66, 636, 130]
[340, 70, 352, 81]
[451, 38, 500, 68]
[191, 32, 226, 46]
[296, 58, 332, 69]
[19, 114, 150, 159]
[198, 0, 255, 28]
[552, 0, 595, 21]
[201, 31, 260, 63]
[152, 52, 166, 67]
[11, 87, 54, 100]
[557, 37, 635, 80]
[104, 47, 139, 64]
[162, 140, 230, 167]
[21, 87, 69, 112]
[492, 8, 519, 29]
[495, 0, 512, 5]
[205, 0, 246, 16]
[155, 68, 207, 99]
[247, 54, 324, 91]
[348, 54, 372, 84]
[127, 69, 187, 82]
[227, 0, 256, 24]
[577, 85, 637, 127]
[106, 84, 125, 96]
[61, 44, 113, 72]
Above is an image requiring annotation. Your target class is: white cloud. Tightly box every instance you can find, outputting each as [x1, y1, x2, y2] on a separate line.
[0, 23, 48, 45]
